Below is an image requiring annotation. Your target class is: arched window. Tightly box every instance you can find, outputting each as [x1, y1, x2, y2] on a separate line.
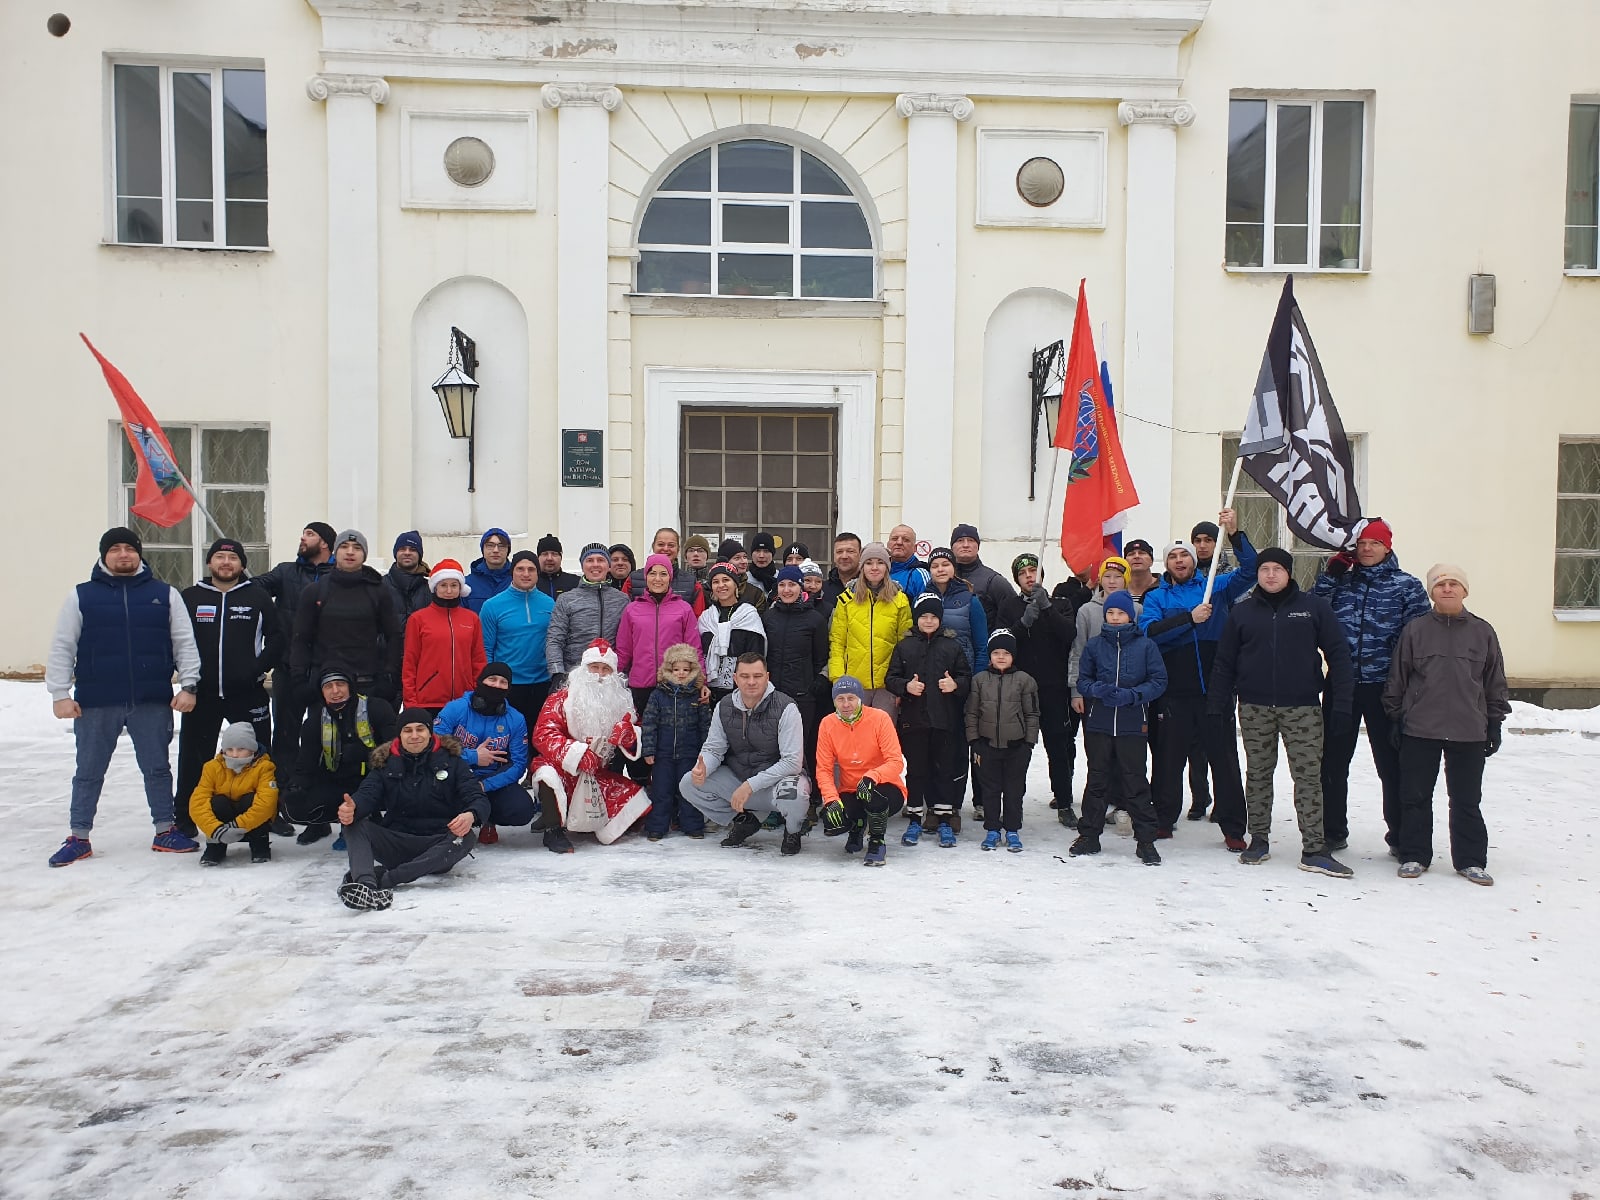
[636, 139, 875, 299]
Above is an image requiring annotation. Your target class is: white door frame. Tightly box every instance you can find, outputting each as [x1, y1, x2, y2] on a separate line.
[644, 367, 877, 542]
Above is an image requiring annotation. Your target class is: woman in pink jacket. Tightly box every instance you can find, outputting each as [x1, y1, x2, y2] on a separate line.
[616, 555, 705, 711]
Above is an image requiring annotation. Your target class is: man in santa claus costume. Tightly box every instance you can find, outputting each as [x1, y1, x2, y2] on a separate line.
[529, 638, 649, 852]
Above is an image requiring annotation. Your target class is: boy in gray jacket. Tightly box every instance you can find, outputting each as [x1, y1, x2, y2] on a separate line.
[1382, 564, 1510, 885]
[965, 629, 1040, 853]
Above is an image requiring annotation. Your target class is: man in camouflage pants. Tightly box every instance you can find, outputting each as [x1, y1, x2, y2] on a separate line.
[1207, 548, 1355, 877]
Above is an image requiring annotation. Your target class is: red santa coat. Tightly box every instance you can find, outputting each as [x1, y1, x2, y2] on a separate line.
[530, 686, 649, 843]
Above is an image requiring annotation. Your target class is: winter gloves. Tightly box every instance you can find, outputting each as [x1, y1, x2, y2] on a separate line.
[1486, 720, 1503, 757]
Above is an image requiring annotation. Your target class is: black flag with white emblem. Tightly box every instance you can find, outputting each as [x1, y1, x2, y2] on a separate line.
[1239, 276, 1364, 550]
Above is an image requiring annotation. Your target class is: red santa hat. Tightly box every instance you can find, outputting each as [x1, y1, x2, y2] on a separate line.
[580, 638, 618, 670]
[429, 558, 471, 595]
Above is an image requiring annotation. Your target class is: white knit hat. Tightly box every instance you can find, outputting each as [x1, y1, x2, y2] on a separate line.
[1163, 540, 1198, 567]
[580, 638, 618, 670]
[428, 558, 472, 596]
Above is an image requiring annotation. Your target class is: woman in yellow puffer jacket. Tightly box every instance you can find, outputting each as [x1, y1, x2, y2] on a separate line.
[189, 722, 281, 865]
[828, 541, 911, 711]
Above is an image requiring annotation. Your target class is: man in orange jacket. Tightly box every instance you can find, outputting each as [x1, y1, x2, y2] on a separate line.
[816, 676, 907, 867]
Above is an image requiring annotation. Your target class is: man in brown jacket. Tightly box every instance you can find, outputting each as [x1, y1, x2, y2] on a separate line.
[1382, 564, 1510, 885]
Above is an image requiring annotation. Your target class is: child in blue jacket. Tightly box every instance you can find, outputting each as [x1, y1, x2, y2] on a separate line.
[641, 644, 713, 840]
[1071, 591, 1167, 865]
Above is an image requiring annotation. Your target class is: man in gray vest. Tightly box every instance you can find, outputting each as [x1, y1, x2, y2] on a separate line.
[681, 652, 810, 855]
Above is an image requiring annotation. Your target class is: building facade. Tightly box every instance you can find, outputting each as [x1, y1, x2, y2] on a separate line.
[3, 0, 1597, 691]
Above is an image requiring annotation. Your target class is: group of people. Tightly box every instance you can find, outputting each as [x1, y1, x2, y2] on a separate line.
[44, 509, 1509, 908]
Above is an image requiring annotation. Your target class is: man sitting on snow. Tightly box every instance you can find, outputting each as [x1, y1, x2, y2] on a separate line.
[335, 707, 489, 911]
[529, 638, 649, 852]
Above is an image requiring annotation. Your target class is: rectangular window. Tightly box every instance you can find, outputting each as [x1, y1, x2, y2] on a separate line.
[111, 63, 268, 249]
[1226, 96, 1367, 271]
[117, 424, 270, 588]
[1221, 435, 1366, 590]
[1556, 440, 1600, 609]
[1565, 103, 1599, 271]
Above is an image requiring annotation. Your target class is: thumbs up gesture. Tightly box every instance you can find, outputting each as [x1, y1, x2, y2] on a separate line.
[937, 670, 958, 694]
[905, 673, 925, 696]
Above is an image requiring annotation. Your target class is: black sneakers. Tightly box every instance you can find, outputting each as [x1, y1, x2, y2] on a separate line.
[1136, 841, 1162, 866]
[780, 829, 803, 856]
[1068, 835, 1101, 857]
[200, 843, 227, 867]
[720, 812, 761, 847]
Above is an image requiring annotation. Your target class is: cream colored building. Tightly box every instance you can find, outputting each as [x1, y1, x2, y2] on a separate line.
[2, 0, 1597, 693]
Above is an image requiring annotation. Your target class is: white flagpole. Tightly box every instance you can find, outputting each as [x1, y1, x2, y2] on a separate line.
[167, 462, 226, 541]
[1037, 446, 1062, 567]
[1201, 456, 1244, 605]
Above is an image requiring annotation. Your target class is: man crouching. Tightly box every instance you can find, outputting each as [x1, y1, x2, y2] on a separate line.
[335, 706, 489, 911]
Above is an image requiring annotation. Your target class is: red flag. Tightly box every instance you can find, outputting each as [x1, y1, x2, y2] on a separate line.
[81, 334, 195, 528]
[1053, 282, 1139, 573]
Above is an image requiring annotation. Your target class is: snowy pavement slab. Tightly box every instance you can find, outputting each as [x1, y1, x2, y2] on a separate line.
[0, 681, 1596, 1198]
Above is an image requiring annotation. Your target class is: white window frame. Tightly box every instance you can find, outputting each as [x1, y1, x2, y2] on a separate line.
[109, 421, 272, 586]
[1565, 99, 1600, 276]
[635, 140, 877, 300]
[1225, 93, 1373, 274]
[105, 58, 268, 251]
[1220, 433, 1369, 584]
[1555, 437, 1600, 619]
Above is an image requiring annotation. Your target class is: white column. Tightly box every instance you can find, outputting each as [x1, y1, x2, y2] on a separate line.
[1117, 99, 1194, 545]
[896, 93, 972, 544]
[541, 83, 620, 548]
[306, 74, 388, 533]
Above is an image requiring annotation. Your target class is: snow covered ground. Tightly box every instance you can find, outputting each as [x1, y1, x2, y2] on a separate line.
[0, 678, 1596, 1199]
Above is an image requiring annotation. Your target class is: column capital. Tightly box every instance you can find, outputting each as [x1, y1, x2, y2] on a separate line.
[540, 83, 622, 112]
[895, 93, 975, 122]
[1117, 99, 1195, 128]
[306, 74, 389, 105]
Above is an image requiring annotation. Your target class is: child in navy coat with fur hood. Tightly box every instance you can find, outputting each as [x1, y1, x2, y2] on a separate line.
[640, 644, 713, 840]
[1071, 590, 1167, 865]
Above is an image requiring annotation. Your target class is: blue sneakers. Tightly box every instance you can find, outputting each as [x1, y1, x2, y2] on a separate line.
[937, 822, 957, 848]
[863, 841, 887, 867]
[1005, 831, 1023, 853]
[1238, 838, 1270, 865]
[1299, 852, 1354, 879]
[331, 833, 347, 852]
[152, 826, 199, 854]
[981, 830, 1002, 851]
[901, 820, 922, 846]
[48, 836, 93, 867]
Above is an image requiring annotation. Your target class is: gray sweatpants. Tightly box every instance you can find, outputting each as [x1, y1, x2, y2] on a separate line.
[679, 766, 811, 833]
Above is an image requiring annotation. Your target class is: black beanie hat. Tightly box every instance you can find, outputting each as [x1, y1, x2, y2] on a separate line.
[1191, 520, 1221, 543]
[1257, 547, 1295, 572]
[988, 629, 1018, 656]
[913, 593, 944, 622]
[479, 661, 513, 685]
[716, 538, 745, 560]
[305, 522, 338, 551]
[396, 706, 435, 732]
[536, 533, 562, 555]
[207, 537, 248, 569]
[511, 549, 538, 569]
[750, 531, 777, 554]
[609, 543, 636, 569]
[100, 526, 143, 559]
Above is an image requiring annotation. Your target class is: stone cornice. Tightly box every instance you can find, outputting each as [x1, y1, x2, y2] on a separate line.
[540, 83, 623, 111]
[305, 1, 1208, 101]
[1117, 99, 1195, 127]
[305, 73, 389, 104]
[896, 93, 975, 122]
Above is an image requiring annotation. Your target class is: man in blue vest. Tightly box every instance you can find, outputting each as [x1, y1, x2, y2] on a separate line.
[45, 527, 204, 866]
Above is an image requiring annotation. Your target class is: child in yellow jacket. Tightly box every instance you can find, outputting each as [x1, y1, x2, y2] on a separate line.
[815, 676, 907, 867]
[189, 722, 280, 866]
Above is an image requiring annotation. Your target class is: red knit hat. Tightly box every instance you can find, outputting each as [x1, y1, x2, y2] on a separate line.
[1357, 518, 1393, 549]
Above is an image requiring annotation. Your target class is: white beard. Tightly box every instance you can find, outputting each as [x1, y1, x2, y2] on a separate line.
[565, 669, 635, 755]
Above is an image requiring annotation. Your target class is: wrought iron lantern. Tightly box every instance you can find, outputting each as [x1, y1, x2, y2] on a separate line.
[431, 326, 479, 492]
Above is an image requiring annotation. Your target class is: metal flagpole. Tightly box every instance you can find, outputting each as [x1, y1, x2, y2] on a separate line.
[167, 463, 227, 541]
[1037, 446, 1063, 566]
[1201, 456, 1244, 606]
